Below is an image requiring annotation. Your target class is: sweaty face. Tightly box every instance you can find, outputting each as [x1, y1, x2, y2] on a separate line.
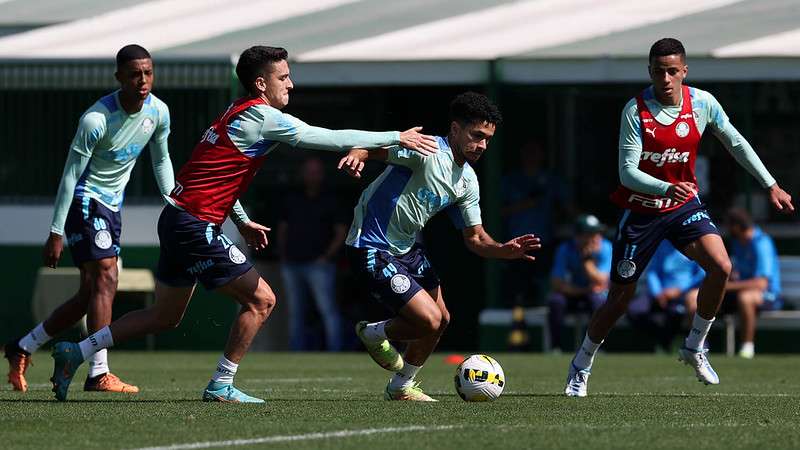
[116, 59, 153, 101]
[649, 54, 687, 105]
[261, 60, 293, 109]
[451, 121, 496, 164]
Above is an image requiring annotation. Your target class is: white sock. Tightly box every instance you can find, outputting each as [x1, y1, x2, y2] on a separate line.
[740, 342, 755, 354]
[78, 326, 114, 360]
[362, 321, 389, 342]
[389, 362, 422, 390]
[211, 355, 238, 385]
[87, 349, 109, 378]
[573, 334, 603, 370]
[18, 322, 52, 353]
[685, 314, 714, 350]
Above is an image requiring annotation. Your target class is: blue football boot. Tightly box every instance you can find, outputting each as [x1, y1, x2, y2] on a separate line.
[202, 381, 265, 403]
[51, 342, 84, 401]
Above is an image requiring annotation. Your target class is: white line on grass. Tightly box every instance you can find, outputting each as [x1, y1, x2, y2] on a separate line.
[130, 425, 459, 450]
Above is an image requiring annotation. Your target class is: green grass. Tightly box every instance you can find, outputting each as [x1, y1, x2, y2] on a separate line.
[1, 352, 799, 449]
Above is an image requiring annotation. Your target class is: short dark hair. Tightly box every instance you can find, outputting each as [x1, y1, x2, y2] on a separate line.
[726, 207, 754, 230]
[116, 44, 151, 68]
[649, 38, 686, 62]
[236, 46, 289, 93]
[449, 92, 503, 127]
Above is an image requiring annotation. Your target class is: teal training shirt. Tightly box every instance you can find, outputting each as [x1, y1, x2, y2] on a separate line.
[346, 136, 482, 256]
[50, 91, 172, 235]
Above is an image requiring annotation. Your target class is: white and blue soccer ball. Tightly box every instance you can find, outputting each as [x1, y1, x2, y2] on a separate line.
[454, 354, 505, 402]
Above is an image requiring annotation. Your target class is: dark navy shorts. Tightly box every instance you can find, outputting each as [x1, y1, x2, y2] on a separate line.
[347, 244, 440, 312]
[64, 197, 121, 266]
[156, 204, 253, 290]
[611, 199, 720, 284]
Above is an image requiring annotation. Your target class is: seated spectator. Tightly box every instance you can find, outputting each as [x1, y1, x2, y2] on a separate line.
[724, 208, 781, 359]
[627, 241, 704, 351]
[547, 215, 612, 351]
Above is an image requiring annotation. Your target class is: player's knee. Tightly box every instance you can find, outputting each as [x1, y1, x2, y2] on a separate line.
[250, 290, 276, 323]
[438, 307, 451, 332]
[419, 308, 442, 334]
[708, 257, 732, 280]
[93, 262, 118, 290]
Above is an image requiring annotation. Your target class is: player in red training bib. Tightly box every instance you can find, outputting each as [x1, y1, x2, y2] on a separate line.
[564, 38, 793, 397]
[49, 46, 439, 403]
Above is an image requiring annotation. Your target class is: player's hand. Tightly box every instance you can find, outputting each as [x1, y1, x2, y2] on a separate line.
[500, 234, 541, 262]
[768, 184, 794, 214]
[237, 221, 271, 250]
[43, 232, 64, 268]
[337, 149, 368, 179]
[665, 181, 696, 203]
[399, 127, 438, 156]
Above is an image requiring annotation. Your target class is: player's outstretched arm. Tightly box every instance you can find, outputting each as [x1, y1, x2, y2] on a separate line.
[278, 111, 438, 155]
[462, 225, 540, 261]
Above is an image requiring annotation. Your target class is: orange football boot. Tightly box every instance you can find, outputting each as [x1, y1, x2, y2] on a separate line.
[4, 341, 31, 392]
[84, 372, 139, 393]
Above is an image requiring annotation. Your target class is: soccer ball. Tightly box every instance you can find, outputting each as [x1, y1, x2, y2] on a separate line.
[454, 354, 505, 402]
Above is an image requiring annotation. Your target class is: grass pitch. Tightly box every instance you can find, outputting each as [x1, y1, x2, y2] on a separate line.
[1, 352, 799, 449]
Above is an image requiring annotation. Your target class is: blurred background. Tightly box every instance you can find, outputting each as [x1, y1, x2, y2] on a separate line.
[1, 0, 799, 354]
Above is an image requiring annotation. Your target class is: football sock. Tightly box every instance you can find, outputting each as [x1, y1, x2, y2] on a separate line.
[211, 355, 238, 385]
[18, 322, 52, 353]
[573, 334, 603, 370]
[684, 314, 714, 350]
[389, 361, 422, 390]
[87, 349, 109, 378]
[362, 321, 389, 342]
[78, 326, 114, 360]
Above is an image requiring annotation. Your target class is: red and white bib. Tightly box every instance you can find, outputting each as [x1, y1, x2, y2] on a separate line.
[611, 85, 701, 214]
[170, 97, 268, 225]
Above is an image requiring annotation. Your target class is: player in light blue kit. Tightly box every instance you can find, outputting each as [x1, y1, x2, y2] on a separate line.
[339, 92, 541, 401]
[3, 45, 181, 394]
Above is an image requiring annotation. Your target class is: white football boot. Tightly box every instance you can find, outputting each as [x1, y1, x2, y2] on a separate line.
[678, 346, 720, 385]
[564, 362, 591, 397]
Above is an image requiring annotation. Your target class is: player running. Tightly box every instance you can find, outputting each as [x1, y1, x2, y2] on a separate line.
[3, 45, 176, 394]
[338, 92, 540, 401]
[564, 38, 793, 397]
[48, 45, 438, 402]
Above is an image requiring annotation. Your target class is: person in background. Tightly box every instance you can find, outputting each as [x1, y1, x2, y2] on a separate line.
[547, 215, 612, 352]
[627, 240, 704, 351]
[277, 157, 348, 351]
[725, 207, 781, 359]
[501, 140, 573, 307]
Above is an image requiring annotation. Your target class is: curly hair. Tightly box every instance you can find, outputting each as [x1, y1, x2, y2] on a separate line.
[236, 46, 289, 94]
[649, 38, 686, 62]
[449, 92, 503, 127]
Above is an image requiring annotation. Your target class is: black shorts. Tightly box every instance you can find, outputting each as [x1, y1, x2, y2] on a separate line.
[64, 197, 121, 266]
[347, 244, 440, 312]
[156, 204, 252, 290]
[611, 199, 720, 284]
